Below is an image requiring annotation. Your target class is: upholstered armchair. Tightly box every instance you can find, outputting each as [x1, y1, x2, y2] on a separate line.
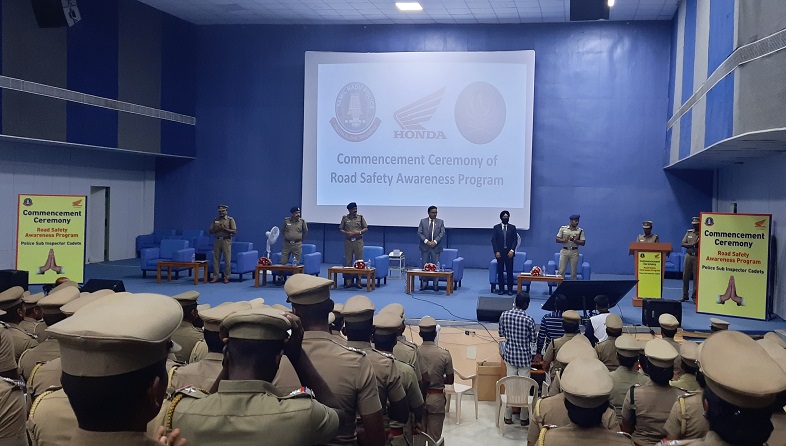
[363, 246, 389, 286]
[135, 228, 177, 256]
[547, 253, 591, 292]
[140, 239, 194, 278]
[437, 249, 465, 290]
[209, 242, 259, 282]
[489, 252, 533, 293]
[271, 244, 323, 280]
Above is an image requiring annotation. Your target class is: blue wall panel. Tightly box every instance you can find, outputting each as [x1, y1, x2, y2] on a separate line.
[704, 72, 734, 147]
[679, 110, 693, 159]
[154, 22, 713, 274]
[668, 13, 678, 120]
[681, 0, 697, 104]
[708, 0, 735, 74]
[66, 0, 118, 148]
[160, 14, 196, 157]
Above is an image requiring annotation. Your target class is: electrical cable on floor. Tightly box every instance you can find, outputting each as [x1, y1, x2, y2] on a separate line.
[404, 290, 501, 345]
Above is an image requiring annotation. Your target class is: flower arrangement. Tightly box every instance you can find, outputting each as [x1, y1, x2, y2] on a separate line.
[354, 260, 366, 269]
[258, 257, 271, 266]
[530, 266, 542, 276]
[423, 263, 437, 272]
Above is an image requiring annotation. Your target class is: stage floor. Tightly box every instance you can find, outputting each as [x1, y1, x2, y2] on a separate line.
[51, 258, 786, 335]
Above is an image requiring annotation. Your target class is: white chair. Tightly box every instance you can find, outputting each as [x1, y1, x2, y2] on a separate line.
[495, 375, 539, 435]
[444, 369, 478, 424]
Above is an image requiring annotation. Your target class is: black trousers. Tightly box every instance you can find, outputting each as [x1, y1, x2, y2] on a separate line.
[497, 254, 514, 291]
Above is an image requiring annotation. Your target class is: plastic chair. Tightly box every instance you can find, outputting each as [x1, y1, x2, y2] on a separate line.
[495, 375, 538, 435]
[445, 369, 478, 425]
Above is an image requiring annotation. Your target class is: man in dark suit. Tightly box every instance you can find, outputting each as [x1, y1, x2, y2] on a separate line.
[492, 210, 518, 295]
[417, 206, 445, 291]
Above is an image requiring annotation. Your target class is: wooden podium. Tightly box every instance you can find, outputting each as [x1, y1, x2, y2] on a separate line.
[629, 242, 672, 307]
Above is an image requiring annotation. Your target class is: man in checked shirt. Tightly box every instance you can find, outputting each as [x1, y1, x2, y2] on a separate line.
[498, 292, 537, 426]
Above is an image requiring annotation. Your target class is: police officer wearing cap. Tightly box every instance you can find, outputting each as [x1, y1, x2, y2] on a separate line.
[0, 286, 39, 361]
[47, 292, 187, 446]
[547, 335, 597, 397]
[670, 341, 700, 392]
[609, 335, 649, 422]
[380, 304, 429, 393]
[538, 358, 634, 445]
[621, 339, 683, 445]
[595, 314, 624, 371]
[160, 307, 343, 446]
[373, 312, 424, 446]
[209, 204, 237, 284]
[341, 295, 409, 425]
[662, 344, 708, 442]
[20, 291, 48, 341]
[543, 310, 582, 381]
[169, 301, 251, 391]
[680, 217, 700, 302]
[659, 313, 684, 375]
[339, 202, 368, 289]
[637, 221, 659, 243]
[170, 291, 204, 363]
[274, 274, 385, 446]
[18, 286, 79, 381]
[0, 309, 16, 380]
[556, 214, 586, 279]
[709, 318, 729, 332]
[417, 316, 453, 446]
[281, 206, 308, 266]
[0, 307, 26, 446]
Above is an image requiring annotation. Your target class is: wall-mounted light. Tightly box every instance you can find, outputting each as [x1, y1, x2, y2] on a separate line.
[608, 0, 615, 6]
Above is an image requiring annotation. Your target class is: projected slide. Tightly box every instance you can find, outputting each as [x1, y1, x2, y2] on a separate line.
[302, 51, 534, 229]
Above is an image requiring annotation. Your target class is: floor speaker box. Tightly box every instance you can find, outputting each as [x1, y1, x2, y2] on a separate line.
[642, 298, 682, 328]
[476, 296, 513, 322]
[0, 270, 29, 292]
[80, 279, 125, 293]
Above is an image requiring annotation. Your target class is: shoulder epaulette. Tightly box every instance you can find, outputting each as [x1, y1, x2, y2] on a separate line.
[10, 325, 37, 339]
[165, 385, 208, 429]
[167, 364, 181, 387]
[27, 362, 46, 388]
[331, 339, 366, 355]
[537, 425, 557, 446]
[29, 387, 61, 417]
[0, 376, 26, 391]
[373, 348, 396, 360]
[282, 386, 316, 400]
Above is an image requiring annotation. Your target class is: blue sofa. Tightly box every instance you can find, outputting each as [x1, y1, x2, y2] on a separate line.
[208, 241, 259, 282]
[489, 252, 534, 293]
[547, 252, 591, 293]
[363, 246, 389, 286]
[437, 248, 465, 290]
[140, 239, 194, 278]
[135, 228, 177, 256]
[271, 244, 323, 280]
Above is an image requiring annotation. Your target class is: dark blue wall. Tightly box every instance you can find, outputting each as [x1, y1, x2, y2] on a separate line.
[155, 21, 713, 273]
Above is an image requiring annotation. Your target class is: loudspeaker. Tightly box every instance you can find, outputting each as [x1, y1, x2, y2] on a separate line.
[0, 270, 29, 292]
[641, 299, 682, 328]
[31, 0, 81, 28]
[570, 0, 610, 21]
[80, 279, 125, 293]
[477, 296, 513, 322]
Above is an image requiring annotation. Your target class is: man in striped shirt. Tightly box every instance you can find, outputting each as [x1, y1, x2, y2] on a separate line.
[498, 292, 537, 425]
[534, 294, 567, 360]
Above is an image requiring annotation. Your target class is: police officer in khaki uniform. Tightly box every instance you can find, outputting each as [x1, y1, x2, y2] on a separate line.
[380, 303, 429, 390]
[209, 204, 237, 284]
[18, 286, 79, 381]
[158, 307, 342, 446]
[637, 221, 659, 243]
[670, 342, 700, 391]
[417, 316, 453, 446]
[680, 217, 700, 302]
[0, 286, 38, 361]
[609, 335, 649, 422]
[659, 313, 684, 375]
[341, 295, 409, 425]
[543, 310, 582, 380]
[275, 274, 385, 446]
[20, 291, 48, 341]
[169, 301, 251, 391]
[373, 312, 424, 446]
[537, 358, 634, 445]
[281, 206, 308, 265]
[709, 318, 729, 332]
[27, 386, 76, 446]
[0, 309, 17, 379]
[547, 335, 597, 397]
[0, 307, 26, 446]
[169, 291, 204, 363]
[329, 302, 346, 342]
[556, 214, 586, 279]
[595, 314, 623, 371]
[339, 202, 368, 289]
[47, 292, 187, 446]
[621, 339, 683, 445]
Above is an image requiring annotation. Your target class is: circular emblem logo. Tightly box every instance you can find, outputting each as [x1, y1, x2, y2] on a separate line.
[454, 82, 506, 145]
[23, 198, 33, 206]
[330, 82, 381, 142]
[705, 217, 714, 226]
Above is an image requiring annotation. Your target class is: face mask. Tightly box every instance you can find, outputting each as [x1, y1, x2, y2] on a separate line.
[501, 218, 509, 224]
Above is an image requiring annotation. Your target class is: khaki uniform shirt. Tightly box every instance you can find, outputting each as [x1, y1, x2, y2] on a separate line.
[346, 341, 406, 408]
[544, 333, 578, 379]
[670, 373, 700, 392]
[28, 358, 62, 400]
[418, 341, 453, 390]
[540, 425, 634, 446]
[0, 329, 16, 374]
[528, 393, 620, 444]
[682, 230, 699, 255]
[27, 387, 77, 446]
[171, 321, 204, 363]
[0, 378, 26, 446]
[637, 233, 660, 243]
[19, 339, 60, 381]
[622, 382, 683, 445]
[339, 214, 368, 239]
[189, 340, 208, 363]
[395, 360, 423, 412]
[273, 331, 382, 446]
[209, 215, 236, 239]
[169, 352, 223, 391]
[283, 217, 308, 242]
[2, 323, 38, 361]
[596, 335, 620, 371]
[664, 392, 708, 440]
[610, 366, 650, 421]
[20, 317, 47, 342]
[393, 337, 424, 379]
[69, 429, 161, 446]
[663, 337, 684, 374]
[164, 380, 339, 446]
[556, 225, 585, 250]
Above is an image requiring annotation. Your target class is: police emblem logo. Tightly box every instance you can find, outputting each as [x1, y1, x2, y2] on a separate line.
[330, 82, 381, 142]
[454, 81, 506, 145]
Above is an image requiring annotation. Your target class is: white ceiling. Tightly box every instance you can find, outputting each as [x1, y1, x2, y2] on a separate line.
[136, 0, 677, 25]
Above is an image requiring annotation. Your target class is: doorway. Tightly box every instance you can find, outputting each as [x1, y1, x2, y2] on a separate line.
[87, 186, 110, 263]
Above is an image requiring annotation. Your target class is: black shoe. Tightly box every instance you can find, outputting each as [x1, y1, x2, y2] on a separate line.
[503, 418, 513, 425]
[420, 282, 427, 291]
[497, 289, 505, 295]
[354, 283, 362, 289]
[521, 418, 529, 426]
[680, 296, 689, 302]
[343, 282, 351, 289]
[508, 290, 515, 296]
[433, 283, 439, 292]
